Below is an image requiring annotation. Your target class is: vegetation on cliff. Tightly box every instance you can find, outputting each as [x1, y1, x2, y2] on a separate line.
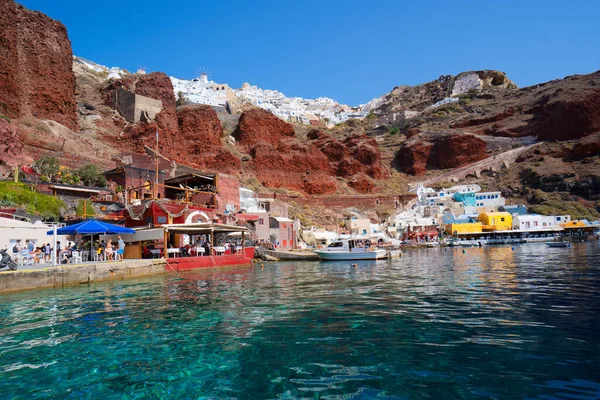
[0, 181, 65, 219]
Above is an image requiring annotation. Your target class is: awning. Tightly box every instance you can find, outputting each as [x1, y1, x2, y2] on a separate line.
[162, 222, 248, 235]
[235, 214, 260, 221]
[101, 227, 164, 243]
[272, 217, 293, 222]
[49, 185, 104, 194]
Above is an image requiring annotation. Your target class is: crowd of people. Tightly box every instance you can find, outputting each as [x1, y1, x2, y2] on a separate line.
[9, 236, 126, 265]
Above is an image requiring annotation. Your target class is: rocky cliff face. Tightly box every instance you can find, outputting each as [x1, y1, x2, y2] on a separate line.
[112, 75, 242, 175]
[0, 118, 24, 166]
[233, 108, 296, 149]
[393, 133, 487, 176]
[0, 0, 78, 130]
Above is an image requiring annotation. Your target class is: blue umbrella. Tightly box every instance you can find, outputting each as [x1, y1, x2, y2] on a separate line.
[47, 220, 135, 265]
[47, 219, 135, 235]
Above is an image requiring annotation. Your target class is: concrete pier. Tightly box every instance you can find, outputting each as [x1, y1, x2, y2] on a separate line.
[0, 259, 167, 294]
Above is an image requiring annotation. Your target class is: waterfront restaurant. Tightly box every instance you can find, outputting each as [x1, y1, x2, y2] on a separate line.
[160, 222, 254, 271]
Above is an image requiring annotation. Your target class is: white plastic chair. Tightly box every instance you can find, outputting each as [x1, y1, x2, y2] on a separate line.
[71, 251, 82, 264]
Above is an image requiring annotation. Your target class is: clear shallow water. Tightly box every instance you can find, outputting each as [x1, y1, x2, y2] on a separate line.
[1, 244, 600, 399]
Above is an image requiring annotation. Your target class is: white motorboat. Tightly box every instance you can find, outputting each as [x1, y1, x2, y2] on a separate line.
[314, 239, 388, 261]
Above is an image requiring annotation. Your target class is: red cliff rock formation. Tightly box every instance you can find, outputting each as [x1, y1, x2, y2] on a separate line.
[135, 72, 177, 109]
[535, 89, 600, 141]
[394, 140, 434, 176]
[394, 133, 487, 176]
[437, 133, 487, 169]
[0, 0, 78, 130]
[308, 130, 389, 180]
[250, 142, 336, 195]
[571, 132, 600, 160]
[177, 104, 223, 147]
[0, 118, 24, 166]
[234, 109, 296, 149]
[348, 173, 375, 193]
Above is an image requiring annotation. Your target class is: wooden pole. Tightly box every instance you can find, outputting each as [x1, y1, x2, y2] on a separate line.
[241, 231, 245, 254]
[164, 228, 168, 259]
[155, 130, 159, 200]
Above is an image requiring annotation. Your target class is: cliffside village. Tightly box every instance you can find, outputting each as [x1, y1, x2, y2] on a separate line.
[78, 58, 494, 129]
[2, 147, 597, 266]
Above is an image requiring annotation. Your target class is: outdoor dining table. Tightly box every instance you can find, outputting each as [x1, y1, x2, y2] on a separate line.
[149, 249, 162, 258]
[213, 246, 226, 255]
[192, 247, 205, 256]
[167, 248, 181, 257]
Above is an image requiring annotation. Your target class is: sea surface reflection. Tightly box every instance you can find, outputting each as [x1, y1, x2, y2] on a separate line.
[1, 243, 599, 399]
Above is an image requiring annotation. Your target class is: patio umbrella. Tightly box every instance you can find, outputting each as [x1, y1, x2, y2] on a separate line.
[47, 220, 135, 265]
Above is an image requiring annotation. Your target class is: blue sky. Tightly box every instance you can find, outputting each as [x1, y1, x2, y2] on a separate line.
[19, 0, 600, 105]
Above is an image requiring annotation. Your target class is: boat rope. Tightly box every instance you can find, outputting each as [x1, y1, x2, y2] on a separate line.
[164, 258, 180, 276]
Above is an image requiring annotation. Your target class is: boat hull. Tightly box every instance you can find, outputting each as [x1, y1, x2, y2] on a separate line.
[265, 250, 320, 261]
[315, 249, 388, 261]
[545, 242, 570, 248]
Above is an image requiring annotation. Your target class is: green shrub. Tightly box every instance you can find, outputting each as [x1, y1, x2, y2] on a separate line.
[0, 182, 65, 219]
[389, 126, 400, 135]
[76, 200, 95, 217]
[77, 164, 106, 187]
[34, 156, 60, 182]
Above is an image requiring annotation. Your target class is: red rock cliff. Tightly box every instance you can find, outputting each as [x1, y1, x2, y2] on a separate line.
[0, 0, 78, 130]
[394, 133, 487, 176]
[234, 108, 296, 149]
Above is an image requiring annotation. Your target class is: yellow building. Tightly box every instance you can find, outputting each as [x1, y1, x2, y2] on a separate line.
[477, 212, 513, 231]
[445, 222, 483, 235]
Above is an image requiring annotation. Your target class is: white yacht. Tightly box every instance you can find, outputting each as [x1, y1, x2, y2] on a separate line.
[314, 238, 388, 261]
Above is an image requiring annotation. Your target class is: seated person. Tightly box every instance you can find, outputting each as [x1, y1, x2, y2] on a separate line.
[33, 247, 43, 264]
[20, 248, 34, 265]
[105, 240, 114, 261]
[142, 245, 150, 259]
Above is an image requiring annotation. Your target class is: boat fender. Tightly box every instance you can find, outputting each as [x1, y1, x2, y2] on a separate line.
[511, 247, 514, 251]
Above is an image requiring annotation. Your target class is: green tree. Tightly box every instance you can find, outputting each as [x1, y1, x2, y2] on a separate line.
[34, 156, 59, 182]
[77, 164, 107, 187]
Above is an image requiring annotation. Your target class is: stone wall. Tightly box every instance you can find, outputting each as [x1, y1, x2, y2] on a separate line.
[112, 87, 162, 123]
[217, 174, 241, 213]
[260, 193, 417, 211]
[0, 259, 166, 293]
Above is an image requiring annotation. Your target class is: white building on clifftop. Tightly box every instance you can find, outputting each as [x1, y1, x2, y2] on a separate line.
[169, 74, 376, 127]
[452, 72, 482, 96]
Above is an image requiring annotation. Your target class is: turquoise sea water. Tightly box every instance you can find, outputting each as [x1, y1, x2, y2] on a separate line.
[1, 243, 600, 399]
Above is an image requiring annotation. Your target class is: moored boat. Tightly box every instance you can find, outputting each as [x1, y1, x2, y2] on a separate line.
[314, 238, 388, 261]
[545, 241, 570, 248]
[265, 249, 320, 261]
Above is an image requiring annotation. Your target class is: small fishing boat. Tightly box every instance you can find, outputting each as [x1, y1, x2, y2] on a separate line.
[265, 249, 320, 261]
[314, 238, 387, 261]
[545, 241, 570, 248]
